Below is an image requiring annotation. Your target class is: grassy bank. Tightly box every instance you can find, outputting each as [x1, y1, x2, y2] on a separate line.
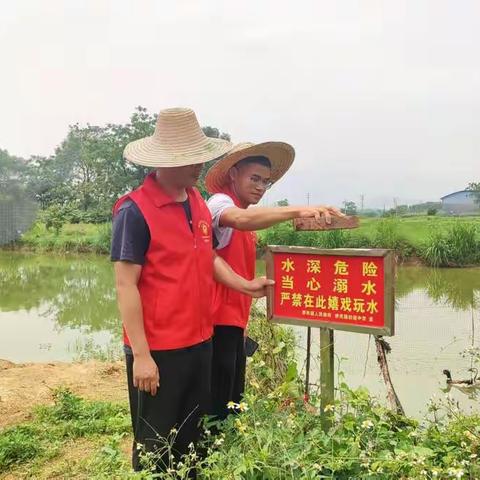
[1, 312, 479, 479]
[5, 215, 480, 266]
[259, 216, 480, 267]
[9, 222, 112, 254]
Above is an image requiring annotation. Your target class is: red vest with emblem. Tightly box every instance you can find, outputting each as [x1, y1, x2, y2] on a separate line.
[113, 172, 214, 350]
[211, 188, 257, 329]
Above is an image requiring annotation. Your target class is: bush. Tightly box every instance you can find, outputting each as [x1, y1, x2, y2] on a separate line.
[317, 229, 350, 249]
[448, 222, 479, 265]
[93, 223, 112, 254]
[421, 222, 480, 267]
[194, 380, 480, 480]
[259, 222, 298, 248]
[246, 307, 299, 394]
[347, 233, 373, 249]
[370, 219, 419, 260]
[39, 204, 67, 234]
[373, 219, 402, 250]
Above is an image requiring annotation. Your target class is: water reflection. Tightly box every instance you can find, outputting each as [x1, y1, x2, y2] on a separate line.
[0, 252, 479, 417]
[396, 266, 480, 311]
[0, 252, 120, 361]
[0, 252, 118, 333]
[1, 256, 478, 335]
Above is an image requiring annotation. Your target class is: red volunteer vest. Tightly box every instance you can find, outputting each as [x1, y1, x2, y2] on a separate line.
[113, 173, 214, 350]
[212, 188, 257, 329]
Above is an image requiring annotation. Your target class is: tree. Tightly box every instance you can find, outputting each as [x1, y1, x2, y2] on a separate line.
[202, 126, 231, 142]
[467, 182, 480, 206]
[22, 155, 74, 209]
[408, 202, 442, 214]
[342, 201, 357, 216]
[196, 126, 231, 199]
[21, 107, 230, 220]
[0, 148, 25, 182]
[276, 199, 289, 207]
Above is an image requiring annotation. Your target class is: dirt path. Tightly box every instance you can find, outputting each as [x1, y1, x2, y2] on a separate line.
[0, 359, 127, 429]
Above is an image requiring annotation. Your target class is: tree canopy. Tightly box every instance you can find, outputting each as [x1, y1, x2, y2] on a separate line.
[467, 182, 480, 205]
[3, 107, 230, 227]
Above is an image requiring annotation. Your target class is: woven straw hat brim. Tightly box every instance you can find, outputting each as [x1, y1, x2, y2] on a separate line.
[205, 141, 295, 194]
[124, 136, 233, 168]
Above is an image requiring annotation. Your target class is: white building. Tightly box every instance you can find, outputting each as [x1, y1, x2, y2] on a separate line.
[440, 190, 479, 215]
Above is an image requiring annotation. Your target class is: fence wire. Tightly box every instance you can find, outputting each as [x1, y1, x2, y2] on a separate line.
[0, 189, 38, 246]
[285, 290, 480, 417]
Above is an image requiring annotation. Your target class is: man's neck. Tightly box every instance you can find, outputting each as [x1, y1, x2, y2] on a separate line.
[155, 171, 188, 202]
[230, 184, 250, 209]
[238, 198, 250, 209]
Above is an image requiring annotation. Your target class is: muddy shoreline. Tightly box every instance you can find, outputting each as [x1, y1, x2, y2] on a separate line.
[0, 359, 127, 429]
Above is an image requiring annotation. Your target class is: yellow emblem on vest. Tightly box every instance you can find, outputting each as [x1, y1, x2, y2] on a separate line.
[198, 220, 210, 241]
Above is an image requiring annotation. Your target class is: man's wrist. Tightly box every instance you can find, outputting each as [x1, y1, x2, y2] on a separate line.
[132, 347, 151, 358]
[284, 206, 302, 218]
[238, 277, 252, 295]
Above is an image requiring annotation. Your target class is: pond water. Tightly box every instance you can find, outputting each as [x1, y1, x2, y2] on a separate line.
[0, 251, 479, 417]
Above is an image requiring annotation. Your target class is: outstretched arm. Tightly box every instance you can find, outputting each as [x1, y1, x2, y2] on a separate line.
[219, 205, 345, 231]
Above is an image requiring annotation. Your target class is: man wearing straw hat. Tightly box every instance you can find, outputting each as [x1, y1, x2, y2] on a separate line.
[111, 109, 273, 474]
[205, 142, 344, 419]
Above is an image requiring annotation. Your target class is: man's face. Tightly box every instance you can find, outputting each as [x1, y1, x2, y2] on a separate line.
[168, 163, 205, 188]
[231, 162, 272, 206]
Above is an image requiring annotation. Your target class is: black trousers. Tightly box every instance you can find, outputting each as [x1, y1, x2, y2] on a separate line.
[125, 339, 212, 473]
[211, 325, 246, 420]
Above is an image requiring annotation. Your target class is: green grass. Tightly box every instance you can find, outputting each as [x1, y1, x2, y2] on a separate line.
[356, 215, 480, 247]
[0, 388, 130, 477]
[11, 222, 112, 254]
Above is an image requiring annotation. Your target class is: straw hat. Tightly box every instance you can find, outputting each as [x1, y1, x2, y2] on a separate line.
[123, 108, 233, 167]
[205, 141, 295, 194]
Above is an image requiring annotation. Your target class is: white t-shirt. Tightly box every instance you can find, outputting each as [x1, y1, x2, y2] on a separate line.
[207, 193, 235, 249]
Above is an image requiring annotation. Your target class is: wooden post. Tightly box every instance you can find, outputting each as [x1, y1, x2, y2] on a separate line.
[320, 327, 334, 431]
[305, 327, 311, 398]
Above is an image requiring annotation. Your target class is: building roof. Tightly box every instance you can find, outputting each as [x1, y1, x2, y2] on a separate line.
[440, 190, 473, 200]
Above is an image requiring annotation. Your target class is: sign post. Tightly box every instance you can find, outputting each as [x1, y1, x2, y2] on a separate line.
[266, 246, 395, 430]
[319, 327, 334, 430]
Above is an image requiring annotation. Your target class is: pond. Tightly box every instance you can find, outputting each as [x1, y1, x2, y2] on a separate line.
[0, 251, 479, 417]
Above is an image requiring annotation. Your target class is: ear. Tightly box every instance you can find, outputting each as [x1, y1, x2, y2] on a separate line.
[228, 166, 238, 183]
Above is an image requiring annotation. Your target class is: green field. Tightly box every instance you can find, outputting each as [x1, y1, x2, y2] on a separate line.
[256, 215, 479, 246]
[354, 215, 480, 247]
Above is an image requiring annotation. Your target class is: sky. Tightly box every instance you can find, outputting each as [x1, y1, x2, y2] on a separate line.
[1, 1, 479, 209]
